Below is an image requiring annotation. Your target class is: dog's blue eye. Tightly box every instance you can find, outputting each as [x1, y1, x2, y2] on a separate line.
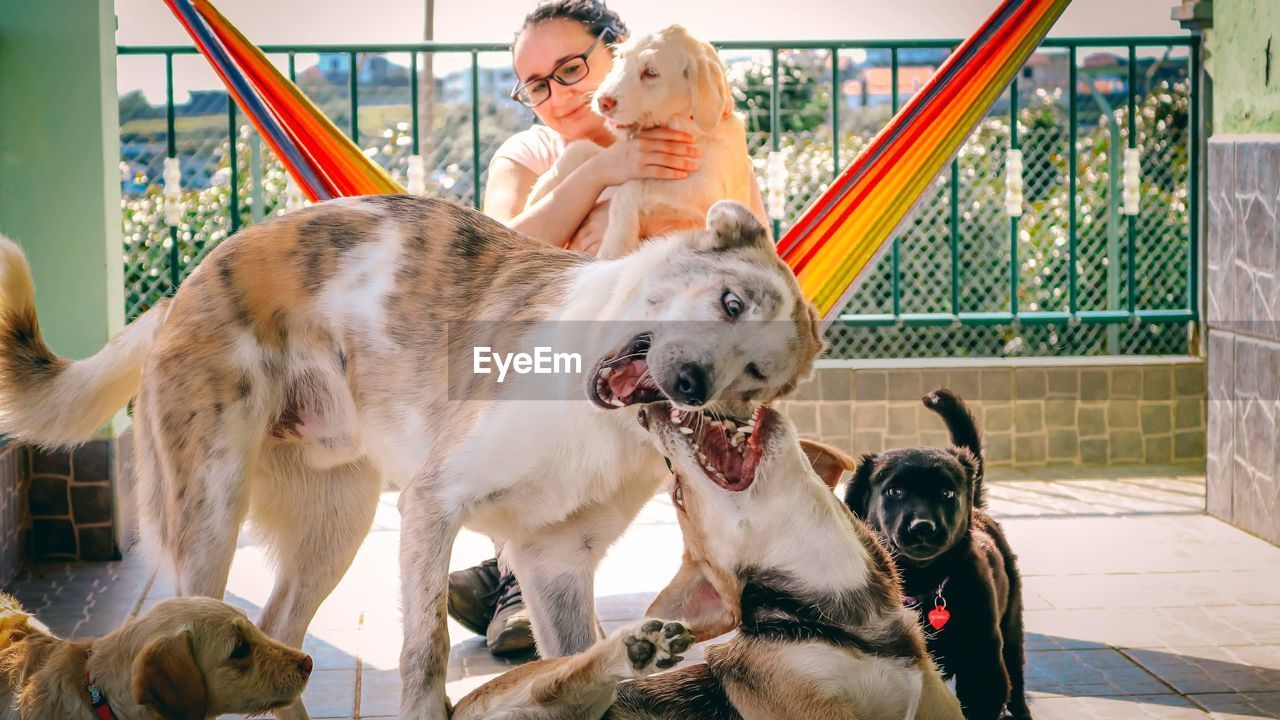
[722, 290, 744, 319]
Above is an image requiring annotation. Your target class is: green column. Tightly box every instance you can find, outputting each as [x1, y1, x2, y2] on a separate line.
[1208, 0, 1280, 133]
[0, 0, 124, 364]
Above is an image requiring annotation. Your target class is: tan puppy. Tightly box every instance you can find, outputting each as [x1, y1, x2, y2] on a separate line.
[528, 25, 756, 258]
[0, 595, 311, 719]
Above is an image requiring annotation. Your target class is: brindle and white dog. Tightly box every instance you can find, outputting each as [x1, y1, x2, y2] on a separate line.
[605, 403, 964, 720]
[0, 198, 820, 719]
[424, 404, 963, 719]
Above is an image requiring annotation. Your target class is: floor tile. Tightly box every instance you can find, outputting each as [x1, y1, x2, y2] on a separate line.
[9, 468, 1280, 719]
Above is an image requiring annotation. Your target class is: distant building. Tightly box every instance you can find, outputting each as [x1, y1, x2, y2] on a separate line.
[438, 65, 519, 105]
[311, 53, 410, 85]
[860, 47, 952, 69]
[844, 65, 936, 108]
[1018, 52, 1070, 95]
[177, 90, 230, 116]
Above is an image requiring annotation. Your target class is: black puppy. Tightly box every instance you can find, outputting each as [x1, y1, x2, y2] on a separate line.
[844, 388, 1031, 720]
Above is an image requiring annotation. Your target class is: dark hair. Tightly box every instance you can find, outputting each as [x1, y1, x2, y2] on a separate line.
[518, 0, 628, 43]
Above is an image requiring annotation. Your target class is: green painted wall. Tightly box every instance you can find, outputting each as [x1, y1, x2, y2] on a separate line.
[0, 0, 124, 361]
[1208, 0, 1280, 133]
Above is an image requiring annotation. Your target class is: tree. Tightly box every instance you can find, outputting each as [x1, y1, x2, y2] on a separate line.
[728, 53, 831, 136]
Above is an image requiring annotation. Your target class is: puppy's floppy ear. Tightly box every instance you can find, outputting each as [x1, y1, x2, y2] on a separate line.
[682, 31, 732, 133]
[703, 200, 769, 252]
[842, 453, 877, 517]
[799, 439, 858, 491]
[132, 630, 207, 720]
[647, 554, 739, 641]
[948, 446, 986, 507]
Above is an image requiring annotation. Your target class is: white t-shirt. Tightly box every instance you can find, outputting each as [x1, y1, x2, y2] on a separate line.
[490, 124, 567, 177]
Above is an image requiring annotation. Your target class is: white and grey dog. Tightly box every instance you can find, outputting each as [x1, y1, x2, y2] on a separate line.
[0, 197, 821, 718]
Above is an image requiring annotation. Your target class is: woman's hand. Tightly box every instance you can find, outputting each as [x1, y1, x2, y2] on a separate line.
[566, 199, 611, 255]
[588, 128, 700, 188]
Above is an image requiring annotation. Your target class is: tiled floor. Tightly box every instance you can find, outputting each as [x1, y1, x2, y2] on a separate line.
[8, 465, 1280, 719]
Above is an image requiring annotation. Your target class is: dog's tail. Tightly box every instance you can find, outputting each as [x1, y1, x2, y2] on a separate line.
[0, 235, 169, 447]
[922, 387, 985, 504]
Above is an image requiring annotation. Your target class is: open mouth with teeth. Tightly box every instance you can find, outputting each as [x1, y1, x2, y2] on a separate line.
[589, 332, 665, 410]
[639, 403, 777, 491]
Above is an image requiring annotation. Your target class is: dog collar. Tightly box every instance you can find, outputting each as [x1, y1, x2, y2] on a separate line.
[904, 576, 951, 631]
[85, 661, 117, 717]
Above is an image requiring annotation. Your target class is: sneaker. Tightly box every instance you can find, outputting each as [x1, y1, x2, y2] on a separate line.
[447, 558, 502, 636]
[485, 568, 536, 656]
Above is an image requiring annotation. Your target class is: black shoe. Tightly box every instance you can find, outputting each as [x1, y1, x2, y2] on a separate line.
[485, 567, 536, 656]
[447, 558, 502, 637]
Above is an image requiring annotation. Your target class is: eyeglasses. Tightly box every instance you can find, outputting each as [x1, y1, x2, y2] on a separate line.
[510, 28, 611, 109]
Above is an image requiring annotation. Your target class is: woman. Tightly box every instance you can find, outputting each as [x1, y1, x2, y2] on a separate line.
[482, 0, 767, 254]
[451, 0, 766, 657]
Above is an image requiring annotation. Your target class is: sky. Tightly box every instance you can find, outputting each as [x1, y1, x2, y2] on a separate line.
[114, 0, 1189, 102]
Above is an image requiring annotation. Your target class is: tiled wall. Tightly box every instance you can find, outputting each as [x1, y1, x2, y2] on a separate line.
[778, 362, 1207, 467]
[27, 439, 122, 561]
[1205, 135, 1280, 545]
[0, 442, 26, 585]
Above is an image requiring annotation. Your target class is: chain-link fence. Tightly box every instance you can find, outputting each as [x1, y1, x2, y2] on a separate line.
[117, 37, 1197, 359]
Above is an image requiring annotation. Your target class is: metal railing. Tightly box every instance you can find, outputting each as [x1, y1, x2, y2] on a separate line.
[117, 35, 1198, 358]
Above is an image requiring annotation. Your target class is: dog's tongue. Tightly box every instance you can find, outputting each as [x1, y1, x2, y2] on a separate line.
[607, 359, 649, 400]
[693, 410, 768, 491]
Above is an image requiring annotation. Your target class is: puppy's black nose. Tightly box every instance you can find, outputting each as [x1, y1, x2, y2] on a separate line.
[673, 363, 710, 406]
[907, 518, 937, 539]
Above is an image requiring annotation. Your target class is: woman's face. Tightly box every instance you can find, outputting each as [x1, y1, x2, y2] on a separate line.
[513, 18, 614, 141]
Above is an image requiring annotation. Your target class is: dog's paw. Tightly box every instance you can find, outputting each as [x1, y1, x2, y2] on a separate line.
[619, 618, 694, 675]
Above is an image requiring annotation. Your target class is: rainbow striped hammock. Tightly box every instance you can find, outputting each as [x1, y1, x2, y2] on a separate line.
[165, 0, 1071, 324]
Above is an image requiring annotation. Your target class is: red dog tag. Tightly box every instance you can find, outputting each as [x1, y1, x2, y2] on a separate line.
[928, 606, 951, 630]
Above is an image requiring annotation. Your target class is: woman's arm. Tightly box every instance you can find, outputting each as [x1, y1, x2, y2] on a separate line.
[482, 156, 611, 248]
[483, 129, 701, 249]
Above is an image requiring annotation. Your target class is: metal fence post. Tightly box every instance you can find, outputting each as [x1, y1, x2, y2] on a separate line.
[890, 47, 901, 319]
[165, 53, 180, 292]
[770, 48, 781, 240]
[227, 98, 240, 234]
[1009, 77, 1019, 318]
[471, 50, 482, 209]
[1067, 45, 1078, 317]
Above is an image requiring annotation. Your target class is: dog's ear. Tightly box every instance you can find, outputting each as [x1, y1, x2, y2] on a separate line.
[132, 630, 208, 720]
[799, 439, 858, 491]
[842, 453, 877, 516]
[948, 446, 986, 507]
[646, 555, 739, 641]
[684, 34, 732, 133]
[703, 200, 769, 252]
